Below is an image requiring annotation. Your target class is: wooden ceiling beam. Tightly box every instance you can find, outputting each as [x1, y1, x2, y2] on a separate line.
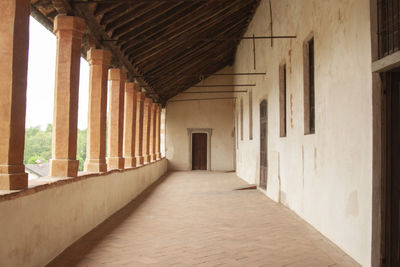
[51, 0, 72, 15]
[131, 5, 252, 70]
[117, 1, 201, 46]
[156, 55, 231, 100]
[151, 47, 234, 91]
[160, 60, 231, 100]
[111, 2, 186, 41]
[122, 1, 243, 55]
[120, 2, 206, 54]
[139, 14, 250, 75]
[149, 44, 234, 88]
[94, 3, 122, 17]
[100, 2, 144, 25]
[129, 1, 253, 64]
[31, 0, 261, 102]
[73, 3, 158, 101]
[104, 1, 167, 33]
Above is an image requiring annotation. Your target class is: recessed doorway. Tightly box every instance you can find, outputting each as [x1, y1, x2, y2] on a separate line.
[383, 69, 400, 266]
[192, 133, 207, 170]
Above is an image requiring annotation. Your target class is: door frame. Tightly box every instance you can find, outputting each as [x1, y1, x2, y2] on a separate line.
[369, 1, 393, 265]
[187, 128, 212, 171]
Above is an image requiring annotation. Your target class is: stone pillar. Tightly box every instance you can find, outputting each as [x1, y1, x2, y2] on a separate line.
[107, 68, 126, 170]
[50, 15, 85, 177]
[123, 82, 138, 168]
[150, 103, 157, 161]
[148, 103, 155, 162]
[155, 105, 162, 160]
[0, 0, 30, 189]
[84, 49, 111, 173]
[135, 92, 145, 165]
[143, 98, 152, 164]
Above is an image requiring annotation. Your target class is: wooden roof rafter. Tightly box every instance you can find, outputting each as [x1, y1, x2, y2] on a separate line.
[30, 0, 263, 103]
[137, 8, 254, 75]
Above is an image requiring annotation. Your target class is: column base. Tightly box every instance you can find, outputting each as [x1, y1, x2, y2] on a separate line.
[124, 157, 136, 168]
[152, 154, 157, 161]
[135, 156, 144, 165]
[156, 152, 161, 160]
[143, 154, 151, 164]
[50, 159, 79, 177]
[84, 159, 107, 173]
[0, 164, 28, 190]
[107, 157, 125, 170]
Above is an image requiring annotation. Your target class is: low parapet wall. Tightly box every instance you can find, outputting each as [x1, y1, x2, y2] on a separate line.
[0, 158, 168, 267]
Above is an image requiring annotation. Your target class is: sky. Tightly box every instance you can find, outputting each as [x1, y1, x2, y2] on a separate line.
[26, 17, 89, 130]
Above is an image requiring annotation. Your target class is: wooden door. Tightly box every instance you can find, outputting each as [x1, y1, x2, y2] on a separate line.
[260, 100, 268, 190]
[384, 70, 400, 266]
[192, 133, 207, 170]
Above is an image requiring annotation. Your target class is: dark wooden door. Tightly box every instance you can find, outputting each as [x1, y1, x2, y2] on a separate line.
[385, 70, 400, 266]
[260, 100, 268, 190]
[192, 133, 207, 170]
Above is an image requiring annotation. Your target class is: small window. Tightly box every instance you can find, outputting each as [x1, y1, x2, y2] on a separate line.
[240, 98, 244, 140]
[279, 62, 287, 137]
[304, 35, 315, 134]
[248, 89, 253, 140]
[378, 0, 400, 58]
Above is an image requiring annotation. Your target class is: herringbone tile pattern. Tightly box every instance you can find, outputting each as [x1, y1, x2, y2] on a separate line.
[48, 172, 360, 267]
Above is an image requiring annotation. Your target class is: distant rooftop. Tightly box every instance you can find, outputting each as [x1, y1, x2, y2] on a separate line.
[25, 163, 49, 178]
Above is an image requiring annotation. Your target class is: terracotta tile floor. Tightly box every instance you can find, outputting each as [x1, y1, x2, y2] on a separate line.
[48, 172, 360, 267]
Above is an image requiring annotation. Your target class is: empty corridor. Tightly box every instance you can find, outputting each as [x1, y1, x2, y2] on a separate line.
[49, 172, 359, 266]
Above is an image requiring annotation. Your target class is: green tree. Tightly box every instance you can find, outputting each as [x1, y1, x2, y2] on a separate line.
[45, 124, 52, 133]
[24, 124, 87, 171]
[77, 129, 87, 171]
[27, 155, 46, 164]
[24, 126, 52, 164]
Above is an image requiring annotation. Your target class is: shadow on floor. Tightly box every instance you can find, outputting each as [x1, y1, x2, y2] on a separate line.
[47, 172, 170, 267]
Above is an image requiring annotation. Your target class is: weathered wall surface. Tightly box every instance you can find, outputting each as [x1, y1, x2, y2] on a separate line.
[234, 0, 372, 266]
[165, 68, 235, 171]
[0, 159, 167, 267]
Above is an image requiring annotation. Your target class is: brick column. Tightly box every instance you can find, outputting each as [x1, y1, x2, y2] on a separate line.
[143, 98, 152, 164]
[0, 0, 30, 189]
[84, 49, 111, 173]
[50, 15, 85, 177]
[123, 82, 138, 168]
[155, 105, 162, 160]
[135, 92, 145, 165]
[148, 103, 155, 162]
[107, 68, 125, 170]
[150, 103, 157, 161]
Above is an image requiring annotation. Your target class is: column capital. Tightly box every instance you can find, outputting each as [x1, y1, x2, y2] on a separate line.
[133, 82, 140, 92]
[87, 49, 111, 66]
[125, 81, 140, 92]
[144, 98, 152, 107]
[54, 15, 85, 36]
[137, 91, 146, 101]
[125, 81, 134, 90]
[108, 68, 126, 81]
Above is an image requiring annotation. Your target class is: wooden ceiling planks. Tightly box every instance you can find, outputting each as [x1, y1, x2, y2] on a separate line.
[30, 0, 261, 104]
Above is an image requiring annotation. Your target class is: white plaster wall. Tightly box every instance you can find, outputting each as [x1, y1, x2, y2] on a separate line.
[234, 0, 372, 266]
[166, 68, 235, 171]
[0, 159, 167, 267]
[161, 108, 166, 157]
